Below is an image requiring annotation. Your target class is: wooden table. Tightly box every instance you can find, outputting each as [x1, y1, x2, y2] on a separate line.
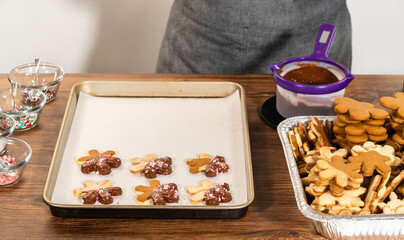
[1, 74, 403, 239]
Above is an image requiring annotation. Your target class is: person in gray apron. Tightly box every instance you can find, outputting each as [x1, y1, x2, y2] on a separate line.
[156, 0, 351, 74]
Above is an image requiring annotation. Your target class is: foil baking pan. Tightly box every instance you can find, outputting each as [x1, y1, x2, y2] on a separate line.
[43, 81, 254, 218]
[278, 116, 404, 239]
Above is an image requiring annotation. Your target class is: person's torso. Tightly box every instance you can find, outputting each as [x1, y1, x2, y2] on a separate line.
[177, 0, 348, 33]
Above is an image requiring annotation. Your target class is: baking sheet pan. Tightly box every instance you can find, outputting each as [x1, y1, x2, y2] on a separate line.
[43, 81, 254, 218]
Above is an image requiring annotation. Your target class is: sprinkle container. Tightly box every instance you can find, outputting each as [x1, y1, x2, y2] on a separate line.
[8, 62, 64, 102]
[0, 137, 32, 187]
[0, 113, 17, 153]
[0, 88, 46, 131]
[0, 112, 16, 137]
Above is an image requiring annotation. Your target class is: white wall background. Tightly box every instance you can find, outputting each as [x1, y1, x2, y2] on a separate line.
[0, 0, 403, 74]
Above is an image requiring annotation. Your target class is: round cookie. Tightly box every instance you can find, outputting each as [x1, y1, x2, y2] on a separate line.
[344, 123, 387, 137]
[370, 109, 389, 120]
[330, 181, 344, 197]
[346, 134, 368, 144]
[345, 124, 366, 136]
[390, 121, 404, 131]
[368, 133, 388, 142]
[390, 111, 404, 124]
[364, 119, 385, 126]
[366, 125, 387, 135]
[392, 132, 404, 145]
[333, 118, 347, 128]
[337, 114, 361, 124]
[333, 125, 346, 136]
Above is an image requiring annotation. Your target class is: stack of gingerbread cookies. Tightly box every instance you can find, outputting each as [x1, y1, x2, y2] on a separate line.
[285, 94, 404, 215]
[381, 92, 404, 146]
[332, 97, 389, 149]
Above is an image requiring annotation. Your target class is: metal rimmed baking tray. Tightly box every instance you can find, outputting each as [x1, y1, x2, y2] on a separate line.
[278, 116, 404, 239]
[43, 81, 254, 218]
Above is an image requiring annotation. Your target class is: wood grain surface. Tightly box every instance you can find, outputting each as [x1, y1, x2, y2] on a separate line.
[0, 74, 402, 239]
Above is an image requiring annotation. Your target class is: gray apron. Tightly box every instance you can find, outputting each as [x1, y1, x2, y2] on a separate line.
[156, 0, 352, 74]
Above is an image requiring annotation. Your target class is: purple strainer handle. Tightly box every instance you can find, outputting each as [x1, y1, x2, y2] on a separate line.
[310, 23, 336, 59]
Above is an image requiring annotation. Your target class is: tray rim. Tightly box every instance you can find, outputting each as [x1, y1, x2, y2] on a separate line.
[43, 80, 254, 215]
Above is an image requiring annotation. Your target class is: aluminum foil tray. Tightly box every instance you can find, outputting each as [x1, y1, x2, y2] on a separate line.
[278, 116, 404, 239]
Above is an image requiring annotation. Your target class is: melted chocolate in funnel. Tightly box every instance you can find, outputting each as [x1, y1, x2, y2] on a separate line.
[282, 64, 339, 85]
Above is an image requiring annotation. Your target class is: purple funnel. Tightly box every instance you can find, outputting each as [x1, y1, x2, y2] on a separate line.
[270, 23, 354, 95]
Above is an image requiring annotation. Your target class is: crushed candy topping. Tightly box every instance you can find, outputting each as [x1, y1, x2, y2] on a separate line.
[144, 156, 172, 178]
[0, 155, 19, 185]
[203, 183, 232, 205]
[150, 183, 179, 205]
[205, 156, 230, 177]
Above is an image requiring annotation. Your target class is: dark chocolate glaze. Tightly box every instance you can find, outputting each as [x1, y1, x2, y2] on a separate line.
[98, 190, 114, 205]
[205, 156, 230, 177]
[150, 183, 179, 205]
[82, 191, 98, 204]
[81, 155, 121, 175]
[144, 156, 173, 179]
[204, 183, 232, 205]
[282, 64, 339, 85]
[82, 187, 122, 205]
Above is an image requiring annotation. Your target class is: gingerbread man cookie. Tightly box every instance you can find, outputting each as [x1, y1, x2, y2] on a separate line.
[351, 142, 401, 168]
[130, 154, 173, 178]
[305, 155, 363, 198]
[134, 180, 179, 205]
[380, 92, 404, 119]
[348, 151, 392, 177]
[380, 92, 404, 145]
[76, 150, 121, 175]
[187, 154, 230, 177]
[304, 147, 348, 172]
[187, 180, 232, 205]
[74, 180, 122, 204]
[334, 97, 389, 121]
[318, 156, 363, 187]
